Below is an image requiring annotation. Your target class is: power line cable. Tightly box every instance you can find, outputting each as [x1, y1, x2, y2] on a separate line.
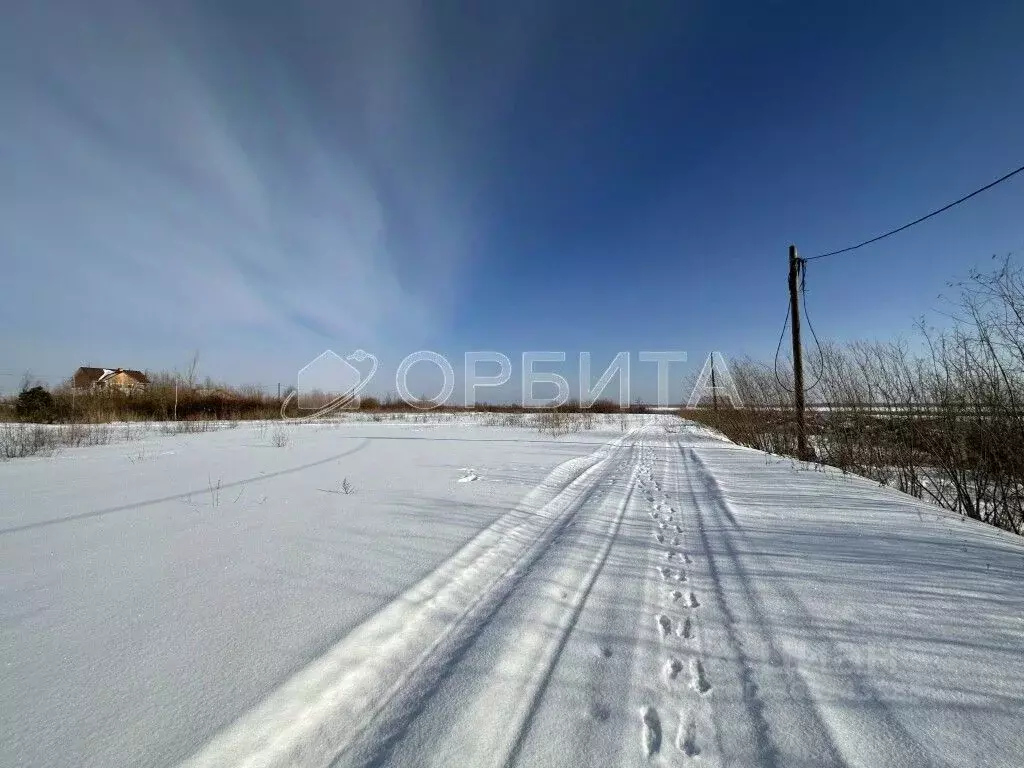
[774, 260, 826, 395]
[801, 283, 826, 391]
[773, 302, 794, 394]
[805, 162, 1024, 261]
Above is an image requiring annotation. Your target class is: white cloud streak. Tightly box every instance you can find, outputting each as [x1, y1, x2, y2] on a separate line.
[0, 0, 488, 379]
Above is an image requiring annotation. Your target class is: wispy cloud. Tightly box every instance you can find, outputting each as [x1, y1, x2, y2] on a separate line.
[0, 0, 490, 379]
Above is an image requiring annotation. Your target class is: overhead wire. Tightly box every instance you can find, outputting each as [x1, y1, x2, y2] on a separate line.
[773, 301, 793, 394]
[801, 267, 826, 392]
[805, 162, 1024, 261]
[775, 163, 1024, 402]
[773, 258, 825, 396]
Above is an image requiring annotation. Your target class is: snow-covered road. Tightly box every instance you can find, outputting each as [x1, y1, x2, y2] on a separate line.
[3, 419, 1022, 767]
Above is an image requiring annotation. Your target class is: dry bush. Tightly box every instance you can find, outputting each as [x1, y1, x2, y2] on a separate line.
[531, 410, 598, 436]
[533, 410, 571, 436]
[270, 424, 290, 448]
[0, 424, 58, 458]
[0, 422, 125, 459]
[158, 418, 216, 435]
[482, 412, 526, 428]
[684, 258, 1024, 535]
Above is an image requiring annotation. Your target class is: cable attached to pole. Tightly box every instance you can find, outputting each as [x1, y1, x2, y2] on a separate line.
[805, 162, 1024, 262]
[800, 260, 826, 392]
[774, 257, 826, 396]
[773, 301, 793, 394]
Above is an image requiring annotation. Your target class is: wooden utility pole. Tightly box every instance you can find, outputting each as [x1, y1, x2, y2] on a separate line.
[788, 245, 808, 460]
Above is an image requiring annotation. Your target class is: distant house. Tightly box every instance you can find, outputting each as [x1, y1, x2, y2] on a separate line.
[73, 367, 150, 393]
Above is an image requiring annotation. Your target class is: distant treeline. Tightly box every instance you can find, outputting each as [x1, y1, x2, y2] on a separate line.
[1, 373, 650, 424]
[4, 375, 283, 423]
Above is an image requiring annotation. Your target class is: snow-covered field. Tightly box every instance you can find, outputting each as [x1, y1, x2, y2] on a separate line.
[1, 416, 1022, 767]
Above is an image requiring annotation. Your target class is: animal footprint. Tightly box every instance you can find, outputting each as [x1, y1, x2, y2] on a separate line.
[691, 660, 712, 694]
[677, 713, 700, 756]
[657, 614, 672, 637]
[642, 707, 662, 756]
[665, 657, 684, 681]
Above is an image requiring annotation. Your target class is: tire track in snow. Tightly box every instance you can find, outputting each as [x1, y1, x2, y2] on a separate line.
[494, 450, 641, 768]
[529, 432, 666, 768]
[178, 435, 633, 768]
[352, 436, 651, 767]
[687, 446, 938, 768]
[2, 439, 373, 535]
[678, 441, 790, 767]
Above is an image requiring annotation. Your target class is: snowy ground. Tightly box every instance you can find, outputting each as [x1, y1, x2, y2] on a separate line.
[1, 416, 1022, 767]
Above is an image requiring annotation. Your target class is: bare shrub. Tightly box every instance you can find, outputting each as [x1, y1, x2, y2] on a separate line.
[684, 257, 1024, 535]
[0, 422, 121, 459]
[482, 412, 526, 428]
[159, 418, 215, 435]
[270, 424, 290, 447]
[208, 476, 222, 507]
[534, 410, 570, 436]
[580, 410, 595, 431]
[0, 424, 57, 458]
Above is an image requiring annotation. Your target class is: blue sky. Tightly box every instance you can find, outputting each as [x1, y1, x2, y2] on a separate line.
[1, 0, 1022, 402]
